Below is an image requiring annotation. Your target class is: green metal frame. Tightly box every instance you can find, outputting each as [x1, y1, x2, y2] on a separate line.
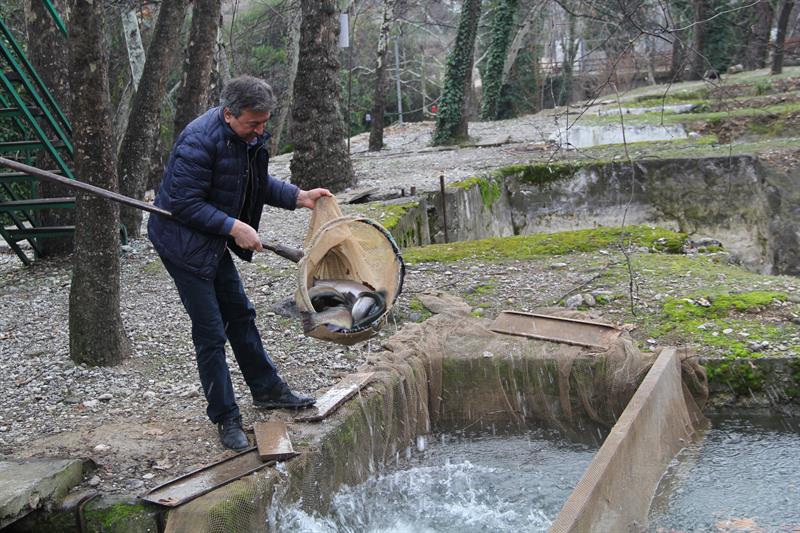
[0, 2, 75, 264]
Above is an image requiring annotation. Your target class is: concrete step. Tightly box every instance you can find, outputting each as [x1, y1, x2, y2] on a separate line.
[0, 458, 85, 529]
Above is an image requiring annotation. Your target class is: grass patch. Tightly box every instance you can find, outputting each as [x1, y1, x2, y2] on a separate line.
[356, 201, 420, 230]
[403, 225, 687, 264]
[493, 161, 587, 185]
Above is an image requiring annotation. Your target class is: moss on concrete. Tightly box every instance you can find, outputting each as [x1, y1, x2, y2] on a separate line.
[493, 161, 588, 186]
[356, 201, 420, 230]
[449, 176, 502, 209]
[403, 225, 687, 264]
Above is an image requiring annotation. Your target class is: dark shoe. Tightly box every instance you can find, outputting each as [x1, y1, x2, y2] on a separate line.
[253, 383, 316, 410]
[217, 416, 249, 451]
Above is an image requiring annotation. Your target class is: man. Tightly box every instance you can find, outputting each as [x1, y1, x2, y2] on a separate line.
[148, 76, 331, 450]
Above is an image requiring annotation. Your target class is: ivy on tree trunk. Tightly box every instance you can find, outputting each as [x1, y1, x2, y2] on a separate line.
[68, 0, 132, 366]
[480, 0, 517, 121]
[432, 0, 481, 146]
[290, 0, 354, 192]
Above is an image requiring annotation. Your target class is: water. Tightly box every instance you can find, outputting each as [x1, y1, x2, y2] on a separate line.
[549, 124, 688, 148]
[272, 429, 597, 533]
[648, 415, 800, 532]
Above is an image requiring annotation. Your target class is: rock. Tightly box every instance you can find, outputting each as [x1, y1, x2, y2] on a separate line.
[722, 328, 733, 334]
[97, 393, 113, 402]
[565, 294, 583, 309]
[88, 475, 101, 487]
[582, 294, 597, 307]
[93, 444, 111, 453]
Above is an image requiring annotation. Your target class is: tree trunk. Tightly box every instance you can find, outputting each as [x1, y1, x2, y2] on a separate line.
[68, 0, 132, 367]
[747, 1, 774, 70]
[290, 0, 354, 192]
[689, 0, 706, 80]
[480, 0, 518, 120]
[432, 0, 481, 145]
[118, 0, 189, 238]
[25, 0, 73, 256]
[369, 0, 400, 151]
[270, 0, 302, 155]
[501, 7, 536, 88]
[772, 1, 795, 75]
[173, 0, 222, 141]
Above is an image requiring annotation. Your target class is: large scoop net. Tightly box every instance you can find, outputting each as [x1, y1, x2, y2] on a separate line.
[295, 196, 405, 345]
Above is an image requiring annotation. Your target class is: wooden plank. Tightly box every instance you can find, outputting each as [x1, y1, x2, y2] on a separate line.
[141, 448, 272, 507]
[295, 372, 374, 423]
[489, 311, 622, 350]
[253, 421, 297, 461]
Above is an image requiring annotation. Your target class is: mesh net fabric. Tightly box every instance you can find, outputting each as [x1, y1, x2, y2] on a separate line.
[295, 196, 404, 345]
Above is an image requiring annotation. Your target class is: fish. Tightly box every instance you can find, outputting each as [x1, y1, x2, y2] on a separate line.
[312, 278, 374, 301]
[300, 305, 354, 332]
[308, 285, 349, 312]
[351, 290, 387, 329]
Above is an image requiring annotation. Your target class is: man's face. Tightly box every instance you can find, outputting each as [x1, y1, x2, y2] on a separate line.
[224, 108, 270, 142]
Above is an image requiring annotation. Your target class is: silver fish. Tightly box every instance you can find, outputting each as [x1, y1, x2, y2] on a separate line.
[300, 305, 353, 332]
[308, 285, 349, 311]
[312, 278, 373, 301]
[351, 290, 387, 329]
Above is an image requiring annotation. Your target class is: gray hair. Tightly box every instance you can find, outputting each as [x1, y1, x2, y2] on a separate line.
[220, 76, 275, 116]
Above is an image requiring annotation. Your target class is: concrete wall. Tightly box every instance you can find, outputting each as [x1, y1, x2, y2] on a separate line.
[397, 156, 799, 275]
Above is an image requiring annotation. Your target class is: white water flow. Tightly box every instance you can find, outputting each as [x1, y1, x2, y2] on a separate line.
[271, 429, 597, 533]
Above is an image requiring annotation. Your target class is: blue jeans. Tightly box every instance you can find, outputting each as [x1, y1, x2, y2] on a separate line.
[161, 250, 282, 423]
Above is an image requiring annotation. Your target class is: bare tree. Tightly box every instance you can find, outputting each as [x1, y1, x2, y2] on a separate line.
[173, 0, 222, 141]
[270, 0, 302, 155]
[25, 0, 72, 256]
[746, 1, 774, 70]
[68, 0, 132, 366]
[290, 0, 354, 192]
[369, 0, 403, 151]
[689, 0, 706, 80]
[772, 0, 795, 75]
[118, 0, 189, 238]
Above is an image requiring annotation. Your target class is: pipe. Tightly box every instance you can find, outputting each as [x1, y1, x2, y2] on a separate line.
[0, 156, 303, 263]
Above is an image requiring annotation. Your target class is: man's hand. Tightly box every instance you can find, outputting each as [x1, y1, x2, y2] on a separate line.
[296, 188, 333, 209]
[229, 220, 263, 251]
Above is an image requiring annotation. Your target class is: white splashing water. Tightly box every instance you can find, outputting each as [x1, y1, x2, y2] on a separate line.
[272, 432, 595, 533]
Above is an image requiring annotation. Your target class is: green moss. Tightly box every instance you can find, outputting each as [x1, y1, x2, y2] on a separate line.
[633, 89, 709, 106]
[142, 260, 163, 275]
[403, 225, 687, 264]
[494, 161, 587, 186]
[705, 358, 765, 394]
[450, 176, 502, 209]
[661, 291, 787, 321]
[356, 201, 419, 230]
[408, 298, 433, 322]
[84, 501, 155, 531]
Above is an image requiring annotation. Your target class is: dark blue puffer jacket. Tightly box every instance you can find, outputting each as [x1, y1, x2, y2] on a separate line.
[147, 107, 300, 279]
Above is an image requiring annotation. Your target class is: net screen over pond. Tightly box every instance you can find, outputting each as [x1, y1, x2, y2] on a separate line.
[271, 429, 598, 533]
[648, 415, 800, 532]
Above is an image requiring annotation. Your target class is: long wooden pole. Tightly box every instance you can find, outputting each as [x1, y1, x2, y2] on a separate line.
[0, 156, 304, 262]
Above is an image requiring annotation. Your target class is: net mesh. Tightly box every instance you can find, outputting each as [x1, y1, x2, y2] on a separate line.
[295, 196, 405, 345]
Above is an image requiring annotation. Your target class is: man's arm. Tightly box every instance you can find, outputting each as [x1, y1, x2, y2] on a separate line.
[231, 187, 332, 252]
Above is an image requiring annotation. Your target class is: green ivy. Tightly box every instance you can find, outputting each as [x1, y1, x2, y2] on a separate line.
[432, 0, 482, 146]
[480, 0, 518, 121]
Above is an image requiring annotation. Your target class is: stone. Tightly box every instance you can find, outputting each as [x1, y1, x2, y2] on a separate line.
[0, 459, 84, 529]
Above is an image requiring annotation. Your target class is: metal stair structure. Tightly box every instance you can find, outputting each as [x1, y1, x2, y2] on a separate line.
[0, 2, 74, 264]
